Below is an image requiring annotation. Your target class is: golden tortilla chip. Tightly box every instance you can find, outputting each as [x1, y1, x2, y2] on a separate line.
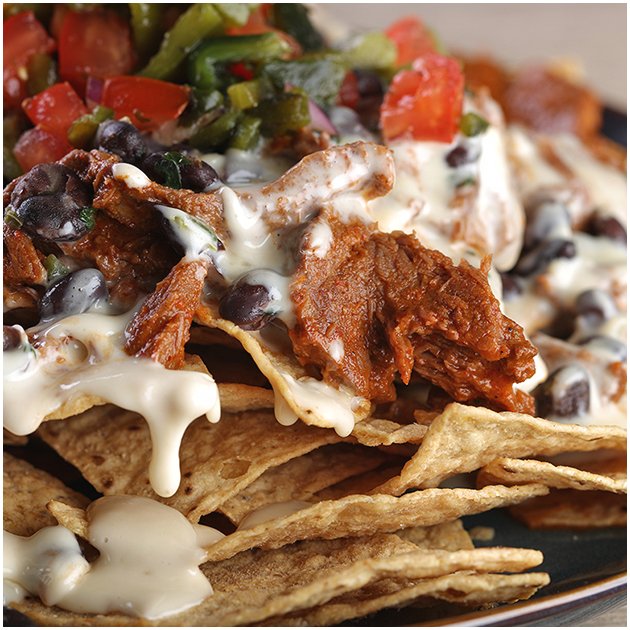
[3, 429, 28, 446]
[263, 572, 550, 626]
[351, 417, 427, 446]
[204, 484, 548, 561]
[195, 304, 372, 435]
[315, 464, 405, 500]
[478, 457, 627, 494]
[218, 443, 389, 523]
[47, 499, 89, 540]
[397, 520, 474, 551]
[510, 489, 627, 529]
[375, 403, 627, 495]
[3, 453, 89, 536]
[39, 404, 342, 522]
[216, 383, 274, 412]
[11, 522, 543, 628]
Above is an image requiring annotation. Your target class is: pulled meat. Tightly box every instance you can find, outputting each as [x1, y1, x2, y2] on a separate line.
[290, 214, 537, 413]
[125, 258, 212, 368]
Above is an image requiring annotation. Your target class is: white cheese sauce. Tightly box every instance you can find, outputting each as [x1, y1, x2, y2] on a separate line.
[111, 163, 151, 190]
[3, 311, 220, 498]
[4, 496, 223, 619]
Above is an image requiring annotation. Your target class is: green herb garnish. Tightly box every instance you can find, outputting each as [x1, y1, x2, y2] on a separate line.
[460, 112, 490, 137]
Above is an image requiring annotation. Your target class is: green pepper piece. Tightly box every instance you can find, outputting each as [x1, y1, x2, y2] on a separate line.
[188, 33, 291, 89]
[263, 56, 345, 107]
[67, 106, 114, 149]
[227, 80, 261, 110]
[343, 32, 397, 71]
[26, 53, 57, 96]
[213, 3, 252, 27]
[129, 4, 164, 64]
[271, 3, 325, 52]
[253, 92, 310, 137]
[43, 255, 70, 283]
[229, 115, 261, 150]
[140, 4, 224, 80]
[190, 110, 242, 150]
[460, 112, 490, 137]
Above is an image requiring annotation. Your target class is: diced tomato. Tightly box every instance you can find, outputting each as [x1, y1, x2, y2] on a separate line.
[385, 16, 436, 67]
[226, 5, 272, 35]
[3, 11, 55, 109]
[58, 9, 135, 94]
[227, 5, 301, 58]
[13, 127, 72, 172]
[22, 82, 88, 139]
[101, 76, 190, 131]
[380, 53, 464, 143]
[229, 62, 255, 81]
[337, 71, 360, 109]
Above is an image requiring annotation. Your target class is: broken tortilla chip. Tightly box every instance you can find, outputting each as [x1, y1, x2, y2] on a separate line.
[3, 453, 89, 536]
[478, 457, 627, 494]
[218, 443, 389, 523]
[47, 499, 89, 540]
[397, 519, 474, 551]
[39, 404, 342, 522]
[195, 304, 372, 436]
[510, 489, 627, 529]
[203, 484, 549, 561]
[263, 571, 550, 626]
[375, 403, 627, 495]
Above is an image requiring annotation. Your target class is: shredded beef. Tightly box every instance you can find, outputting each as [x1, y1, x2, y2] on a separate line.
[290, 215, 537, 413]
[124, 258, 212, 368]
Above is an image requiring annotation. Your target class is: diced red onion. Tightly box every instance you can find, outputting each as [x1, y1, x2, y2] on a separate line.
[308, 99, 338, 136]
[85, 77, 104, 108]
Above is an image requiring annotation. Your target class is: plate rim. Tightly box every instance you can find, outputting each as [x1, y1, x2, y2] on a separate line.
[414, 571, 627, 627]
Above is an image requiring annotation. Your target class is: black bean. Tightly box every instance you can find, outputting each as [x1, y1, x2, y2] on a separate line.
[95, 120, 147, 164]
[179, 158, 220, 192]
[445, 143, 480, 168]
[354, 69, 383, 98]
[10, 163, 91, 211]
[575, 289, 617, 324]
[39, 269, 108, 321]
[586, 215, 627, 246]
[13, 193, 92, 242]
[500, 273, 522, 300]
[512, 238, 576, 276]
[523, 200, 571, 252]
[219, 282, 274, 331]
[578, 335, 627, 362]
[3, 326, 22, 351]
[534, 365, 590, 418]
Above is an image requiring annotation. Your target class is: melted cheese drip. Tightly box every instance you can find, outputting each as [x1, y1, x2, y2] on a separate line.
[4, 496, 223, 619]
[3, 311, 220, 498]
[111, 163, 151, 189]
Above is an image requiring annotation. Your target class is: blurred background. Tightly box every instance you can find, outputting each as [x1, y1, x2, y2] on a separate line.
[319, 3, 627, 110]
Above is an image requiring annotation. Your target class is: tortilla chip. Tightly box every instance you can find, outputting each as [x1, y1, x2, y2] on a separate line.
[478, 457, 627, 494]
[195, 304, 371, 435]
[263, 572, 550, 626]
[204, 484, 548, 561]
[315, 464, 405, 500]
[375, 403, 627, 495]
[218, 443, 389, 523]
[351, 417, 427, 446]
[217, 383, 274, 412]
[397, 520, 474, 551]
[3, 453, 89, 536]
[510, 489, 627, 529]
[3, 429, 28, 446]
[39, 404, 342, 522]
[47, 499, 89, 540]
[11, 524, 543, 627]
[469, 526, 496, 542]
